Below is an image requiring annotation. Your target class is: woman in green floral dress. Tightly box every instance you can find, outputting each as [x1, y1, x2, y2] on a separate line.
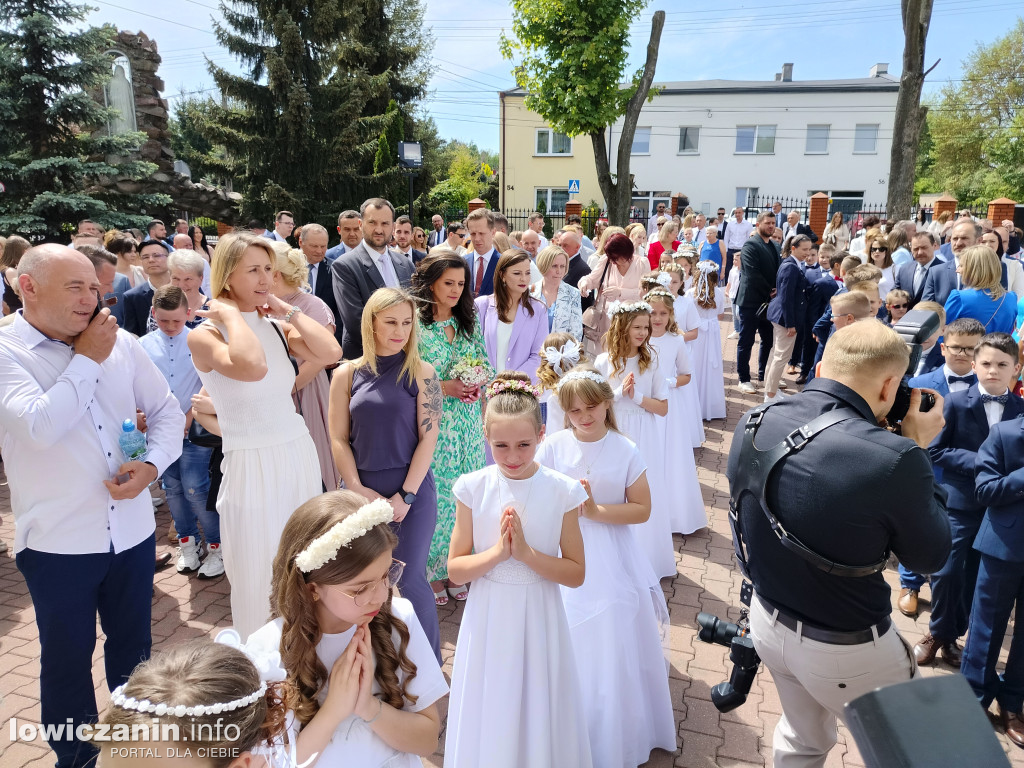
[412, 250, 488, 606]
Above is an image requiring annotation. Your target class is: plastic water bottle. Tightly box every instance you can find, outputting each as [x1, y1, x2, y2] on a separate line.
[118, 418, 148, 462]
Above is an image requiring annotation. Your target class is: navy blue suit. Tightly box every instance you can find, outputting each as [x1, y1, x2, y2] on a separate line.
[962, 418, 1024, 711]
[309, 258, 343, 344]
[893, 257, 943, 309]
[767, 256, 806, 329]
[122, 282, 154, 337]
[797, 272, 838, 375]
[923, 257, 1007, 306]
[925, 387, 1024, 644]
[465, 248, 500, 297]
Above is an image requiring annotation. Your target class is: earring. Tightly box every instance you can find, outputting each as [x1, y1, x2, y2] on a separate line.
[311, 593, 319, 602]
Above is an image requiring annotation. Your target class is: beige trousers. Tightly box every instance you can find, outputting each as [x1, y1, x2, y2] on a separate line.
[763, 322, 798, 395]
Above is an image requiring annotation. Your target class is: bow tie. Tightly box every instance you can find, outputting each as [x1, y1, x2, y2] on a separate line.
[948, 375, 976, 384]
[981, 393, 1009, 405]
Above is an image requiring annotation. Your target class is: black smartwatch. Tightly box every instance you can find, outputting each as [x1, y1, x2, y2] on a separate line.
[401, 489, 416, 505]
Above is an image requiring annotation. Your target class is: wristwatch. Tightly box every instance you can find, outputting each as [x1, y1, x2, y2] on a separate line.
[401, 489, 416, 505]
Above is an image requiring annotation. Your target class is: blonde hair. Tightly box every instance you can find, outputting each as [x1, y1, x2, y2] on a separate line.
[821, 319, 910, 381]
[211, 231, 277, 298]
[603, 305, 654, 377]
[537, 332, 588, 391]
[915, 300, 946, 327]
[484, 370, 543, 433]
[536, 244, 568, 276]
[275, 247, 311, 292]
[556, 363, 619, 432]
[493, 231, 512, 254]
[357, 288, 421, 385]
[958, 245, 1005, 299]
[831, 291, 872, 319]
[644, 289, 680, 334]
[624, 222, 646, 242]
[597, 226, 626, 255]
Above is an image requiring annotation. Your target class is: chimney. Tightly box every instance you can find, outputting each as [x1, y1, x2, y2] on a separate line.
[781, 63, 793, 82]
[774, 73, 782, 82]
[870, 62, 889, 78]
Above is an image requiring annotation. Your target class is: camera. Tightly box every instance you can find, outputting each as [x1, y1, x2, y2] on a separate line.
[885, 309, 940, 430]
[695, 582, 761, 713]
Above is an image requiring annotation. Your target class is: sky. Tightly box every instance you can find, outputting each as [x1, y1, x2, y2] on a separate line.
[84, 0, 1019, 153]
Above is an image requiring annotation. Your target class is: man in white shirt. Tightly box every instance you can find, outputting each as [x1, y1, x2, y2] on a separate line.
[0, 245, 183, 768]
[444, 222, 468, 255]
[724, 207, 754, 283]
[264, 210, 295, 242]
[647, 201, 668, 237]
[465, 208, 501, 297]
[693, 213, 709, 248]
[527, 212, 549, 250]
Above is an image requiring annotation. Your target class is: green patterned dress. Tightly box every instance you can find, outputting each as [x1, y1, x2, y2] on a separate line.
[419, 315, 488, 582]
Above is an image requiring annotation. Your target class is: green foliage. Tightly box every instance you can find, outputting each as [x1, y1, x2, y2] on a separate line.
[918, 20, 1024, 205]
[0, 0, 169, 239]
[168, 92, 236, 185]
[372, 100, 406, 208]
[425, 142, 482, 211]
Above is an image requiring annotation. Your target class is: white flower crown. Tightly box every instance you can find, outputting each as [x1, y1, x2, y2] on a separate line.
[696, 260, 719, 275]
[556, 370, 608, 389]
[110, 681, 267, 719]
[295, 498, 394, 573]
[644, 288, 675, 303]
[655, 272, 672, 288]
[606, 300, 653, 318]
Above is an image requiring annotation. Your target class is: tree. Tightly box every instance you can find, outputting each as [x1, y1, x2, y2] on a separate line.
[425, 142, 482, 212]
[168, 91, 237, 187]
[886, 0, 934, 223]
[502, 2, 665, 226]
[918, 20, 1024, 205]
[0, 0, 170, 239]
[372, 99, 406, 209]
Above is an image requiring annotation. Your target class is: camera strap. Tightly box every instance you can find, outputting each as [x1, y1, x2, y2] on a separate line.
[729, 403, 891, 579]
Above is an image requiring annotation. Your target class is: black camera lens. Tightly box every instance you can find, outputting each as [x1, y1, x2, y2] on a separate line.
[697, 612, 742, 646]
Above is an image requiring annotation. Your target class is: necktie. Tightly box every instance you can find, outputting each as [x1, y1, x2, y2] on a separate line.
[948, 375, 975, 385]
[981, 393, 1009, 405]
[913, 264, 926, 294]
[308, 262, 316, 286]
[475, 255, 485, 294]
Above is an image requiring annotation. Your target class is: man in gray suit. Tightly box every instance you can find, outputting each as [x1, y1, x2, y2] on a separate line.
[331, 198, 414, 359]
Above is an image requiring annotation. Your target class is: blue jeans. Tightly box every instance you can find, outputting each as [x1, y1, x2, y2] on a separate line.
[17, 535, 155, 768]
[899, 563, 927, 590]
[162, 439, 219, 544]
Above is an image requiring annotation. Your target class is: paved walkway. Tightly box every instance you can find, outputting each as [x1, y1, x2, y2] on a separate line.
[2, 312, 1023, 766]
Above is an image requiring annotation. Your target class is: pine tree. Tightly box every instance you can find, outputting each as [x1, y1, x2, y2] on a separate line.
[373, 99, 406, 209]
[0, 0, 170, 240]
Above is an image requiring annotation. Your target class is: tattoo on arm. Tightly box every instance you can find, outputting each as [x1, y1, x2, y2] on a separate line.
[421, 373, 442, 435]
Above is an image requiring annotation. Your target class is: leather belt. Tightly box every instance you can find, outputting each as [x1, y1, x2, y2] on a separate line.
[759, 597, 891, 646]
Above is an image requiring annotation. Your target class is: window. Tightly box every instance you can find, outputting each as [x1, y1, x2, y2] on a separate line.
[631, 127, 651, 155]
[854, 124, 879, 153]
[536, 188, 570, 212]
[631, 192, 672, 219]
[735, 125, 776, 154]
[678, 126, 700, 154]
[735, 187, 759, 208]
[805, 124, 830, 154]
[535, 128, 572, 156]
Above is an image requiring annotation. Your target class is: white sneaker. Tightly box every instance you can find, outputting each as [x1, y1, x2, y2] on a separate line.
[738, 381, 757, 394]
[176, 536, 201, 573]
[778, 381, 788, 390]
[764, 391, 786, 403]
[727, 331, 739, 339]
[197, 544, 224, 579]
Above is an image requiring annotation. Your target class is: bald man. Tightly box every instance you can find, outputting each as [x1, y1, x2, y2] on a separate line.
[0, 245, 184, 768]
[299, 222, 342, 342]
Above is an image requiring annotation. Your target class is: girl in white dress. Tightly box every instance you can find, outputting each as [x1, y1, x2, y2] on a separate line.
[245, 490, 448, 767]
[594, 301, 675, 578]
[686, 262, 727, 421]
[646, 290, 708, 535]
[537, 366, 677, 768]
[658, 268, 706, 447]
[189, 231, 342, 639]
[446, 372, 592, 768]
[536, 331, 586, 435]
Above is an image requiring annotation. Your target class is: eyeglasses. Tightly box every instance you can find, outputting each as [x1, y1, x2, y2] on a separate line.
[888, 303, 908, 310]
[945, 345, 976, 357]
[327, 559, 405, 606]
[870, 246, 888, 252]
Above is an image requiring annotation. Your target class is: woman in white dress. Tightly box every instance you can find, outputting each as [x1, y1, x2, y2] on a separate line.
[446, 372, 592, 768]
[686, 262, 727, 421]
[593, 301, 674, 578]
[656, 267, 706, 446]
[537, 366, 676, 767]
[646, 289, 708, 535]
[188, 231, 341, 639]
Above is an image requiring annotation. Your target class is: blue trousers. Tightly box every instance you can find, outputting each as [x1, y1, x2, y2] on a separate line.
[358, 466, 441, 664]
[928, 508, 982, 641]
[961, 554, 1024, 712]
[16, 535, 155, 768]
[899, 563, 927, 590]
[162, 439, 219, 544]
[736, 305, 774, 384]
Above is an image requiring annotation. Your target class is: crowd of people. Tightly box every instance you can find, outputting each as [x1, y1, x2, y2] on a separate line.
[2, 196, 1024, 768]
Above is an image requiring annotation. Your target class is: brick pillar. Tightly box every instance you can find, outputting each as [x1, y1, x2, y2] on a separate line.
[565, 199, 582, 220]
[216, 221, 232, 237]
[467, 198, 487, 213]
[670, 195, 679, 216]
[808, 192, 829, 241]
[933, 194, 957, 221]
[988, 198, 1016, 226]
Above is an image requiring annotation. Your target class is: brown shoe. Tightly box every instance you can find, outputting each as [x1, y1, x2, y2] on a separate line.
[940, 640, 963, 667]
[898, 588, 918, 617]
[914, 634, 940, 665]
[168, 520, 178, 545]
[999, 707, 1024, 748]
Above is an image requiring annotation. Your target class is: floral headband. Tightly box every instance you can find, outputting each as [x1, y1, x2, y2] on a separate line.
[655, 272, 672, 288]
[110, 681, 268, 719]
[556, 370, 608, 390]
[295, 498, 394, 573]
[644, 289, 675, 304]
[486, 378, 542, 400]
[543, 339, 581, 373]
[607, 300, 653, 318]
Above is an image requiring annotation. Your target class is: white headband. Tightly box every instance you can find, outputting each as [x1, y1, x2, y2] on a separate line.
[544, 339, 581, 373]
[110, 681, 267, 719]
[655, 272, 672, 288]
[295, 498, 394, 573]
[557, 370, 608, 389]
[607, 300, 653, 318]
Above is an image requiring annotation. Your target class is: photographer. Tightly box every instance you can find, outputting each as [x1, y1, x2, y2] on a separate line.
[726, 320, 951, 767]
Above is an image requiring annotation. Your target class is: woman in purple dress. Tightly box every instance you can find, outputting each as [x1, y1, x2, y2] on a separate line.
[328, 287, 443, 661]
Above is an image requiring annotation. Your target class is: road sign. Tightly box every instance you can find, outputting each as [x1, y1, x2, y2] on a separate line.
[568, 179, 580, 195]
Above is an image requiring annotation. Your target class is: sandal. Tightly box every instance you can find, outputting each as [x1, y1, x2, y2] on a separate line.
[433, 587, 449, 607]
[447, 583, 469, 601]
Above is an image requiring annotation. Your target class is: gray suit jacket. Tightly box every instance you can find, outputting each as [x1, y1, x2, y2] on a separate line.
[331, 240, 414, 359]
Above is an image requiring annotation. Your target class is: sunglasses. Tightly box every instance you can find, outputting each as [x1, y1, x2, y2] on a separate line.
[870, 246, 888, 252]
[888, 303, 908, 310]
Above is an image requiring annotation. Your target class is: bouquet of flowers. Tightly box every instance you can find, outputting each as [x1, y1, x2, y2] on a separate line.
[450, 356, 492, 388]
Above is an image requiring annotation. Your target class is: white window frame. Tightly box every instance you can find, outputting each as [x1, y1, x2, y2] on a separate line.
[534, 128, 572, 157]
[631, 127, 652, 155]
[535, 187, 570, 213]
[805, 124, 830, 154]
[678, 126, 700, 154]
[853, 124, 879, 154]
[735, 125, 776, 155]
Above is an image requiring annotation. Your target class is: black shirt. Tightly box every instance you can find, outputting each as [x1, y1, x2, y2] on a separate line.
[726, 378, 951, 631]
[734, 235, 780, 308]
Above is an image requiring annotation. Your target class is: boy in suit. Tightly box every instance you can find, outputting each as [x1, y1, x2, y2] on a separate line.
[914, 332, 1024, 670]
[763, 235, 808, 401]
[963, 367, 1024, 745]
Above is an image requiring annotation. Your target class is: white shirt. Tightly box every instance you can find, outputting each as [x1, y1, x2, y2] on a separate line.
[307, 259, 322, 288]
[496, 320, 514, 370]
[983, 389, 1008, 428]
[471, 249, 496, 285]
[0, 313, 184, 554]
[943, 364, 973, 394]
[138, 326, 203, 415]
[725, 219, 753, 251]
